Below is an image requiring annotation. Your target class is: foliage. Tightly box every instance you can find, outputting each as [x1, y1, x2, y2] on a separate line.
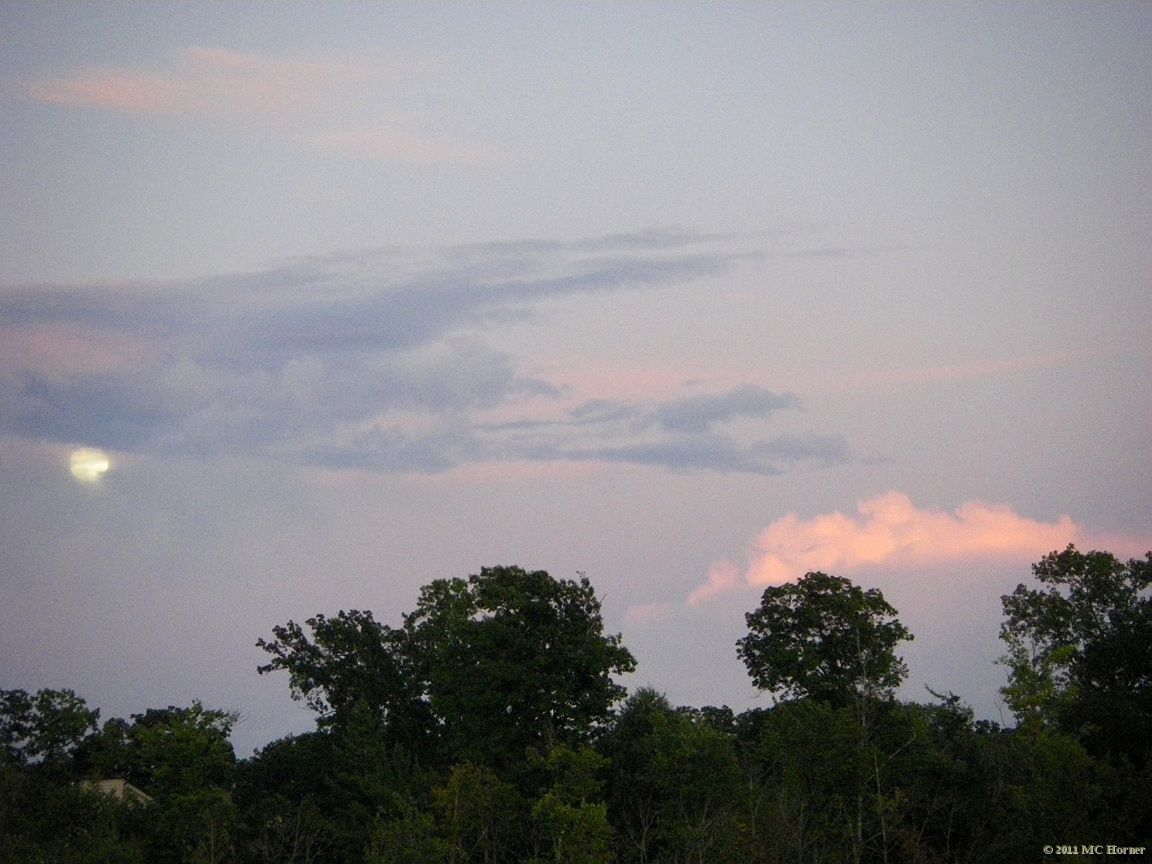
[737, 572, 913, 707]
[256, 610, 433, 754]
[405, 566, 636, 769]
[433, 762, 525, 864]
[77, 701, 239, 796]
[602, 689, 747, 864]
[531, 746, 615, 864]
[0, 760, 147, 864]
[1000, 545, 1152, 763]
[0, 687, 99, 766]
[258, 565, 636, 773]
[9, 554, 1152, 862]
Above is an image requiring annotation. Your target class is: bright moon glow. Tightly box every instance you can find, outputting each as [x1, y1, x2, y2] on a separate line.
[70, 447, 110, 483]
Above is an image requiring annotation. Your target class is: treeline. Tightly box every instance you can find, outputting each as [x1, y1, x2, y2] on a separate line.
[2, 550, 1150, 863]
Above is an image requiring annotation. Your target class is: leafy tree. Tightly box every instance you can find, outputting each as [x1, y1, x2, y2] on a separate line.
[1000, 545, 1152, 764]
[245, 794, 331, 864]
[737, 572, 913, 709]
[256, 610, 433, 754]
[602, 689, 747, 864]
[70, 702, 241, 864]
[747, 699, 870, 864]
[366, 798, 450, 864]
[258, 566, 636, 773]
[404, 566, 636, 769]
[0, 763, 148, 864]
[531, 745, 614, 864]
[434, 762, 525, 864]
[77, 702, 238, 796]
[0, 687, 99, 766]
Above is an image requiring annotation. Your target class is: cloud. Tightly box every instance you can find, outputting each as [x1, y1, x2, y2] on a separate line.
[690, 492, 1087, 603]
[3, 231, 845, 477]
[651, 385, 801, 433]
[470, 386, 848, 476]
[30, 45, 353, 115]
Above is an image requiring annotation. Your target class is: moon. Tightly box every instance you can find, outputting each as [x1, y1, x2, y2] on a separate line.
[70, 447, 111, 483]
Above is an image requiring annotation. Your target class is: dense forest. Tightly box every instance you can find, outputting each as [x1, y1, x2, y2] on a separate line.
[3, 547, 1150, 863]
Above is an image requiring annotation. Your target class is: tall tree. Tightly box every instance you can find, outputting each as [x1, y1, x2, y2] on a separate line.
[404, 566, 636, 769]
[1000, 545, 1152, 764]
[258, 566, 636, 772]
[257, 609, 434, 759]
[737, 572, 912, 709]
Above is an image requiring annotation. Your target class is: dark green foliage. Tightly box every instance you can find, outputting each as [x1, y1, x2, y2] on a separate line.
[404, 566, 636, 770]
[0, 687, 99, 766]
[76, 702, 238, 797]
[1001, 545, 1152, 765]
[531, 746, 615, 864]
[256, 609, 434, 760]
[9, 555, 1152, 862]
[737, 572, 913, 708]
[258, 565, 636, 774]
[602, 688, 747, 864]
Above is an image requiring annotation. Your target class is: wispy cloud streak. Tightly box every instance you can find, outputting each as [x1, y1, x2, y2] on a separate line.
[1, 232, 845, 476]
[30, 45, 354, 115]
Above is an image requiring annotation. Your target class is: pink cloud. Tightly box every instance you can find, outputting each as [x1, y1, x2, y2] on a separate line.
[30, 45, 351, 115]
[689, 492, 1093, 604]
[0, 323, 156, 381]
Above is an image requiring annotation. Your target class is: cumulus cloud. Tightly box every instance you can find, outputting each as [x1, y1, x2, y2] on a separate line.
[690, 492, 1086, 603]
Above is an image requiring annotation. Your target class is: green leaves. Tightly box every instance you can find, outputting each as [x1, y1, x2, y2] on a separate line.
[258, 566, 636, 772]
[999, 545, 1152, 763]
[406, 566, 636, 769]
[737, 572, 912, 707]
[77, 702, 238, 798]
[0, 688, 99, 766]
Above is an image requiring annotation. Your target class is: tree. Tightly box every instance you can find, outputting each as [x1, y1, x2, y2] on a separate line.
[602, 689, 748, 864]
[256, 610, 433, 753]
[0, 688, 99, 766]
[77, 702, 238, 796]
[737, 572, 913, 708]
[531, 745, 615, 864]
[1000, 545, 1152, 764]
[258, 566, 636, 773]
[404, 566, 636, 769]
[434, 762, 525, 864]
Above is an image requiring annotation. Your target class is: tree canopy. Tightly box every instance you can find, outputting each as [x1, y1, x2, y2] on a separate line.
[736, 571, 912, 707]
[1000, 544, 1152, 764]
[258, 565, 636, 770]
[8, 555, 1152, 863]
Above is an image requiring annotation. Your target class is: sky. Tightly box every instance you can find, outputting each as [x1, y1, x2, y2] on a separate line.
[1, 2, 1150, 757]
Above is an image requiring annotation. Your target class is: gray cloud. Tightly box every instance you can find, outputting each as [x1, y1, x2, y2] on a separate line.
[467, 387, 849, 476]
[651, 385, 801, 433]
[0, 230, 853, 476]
